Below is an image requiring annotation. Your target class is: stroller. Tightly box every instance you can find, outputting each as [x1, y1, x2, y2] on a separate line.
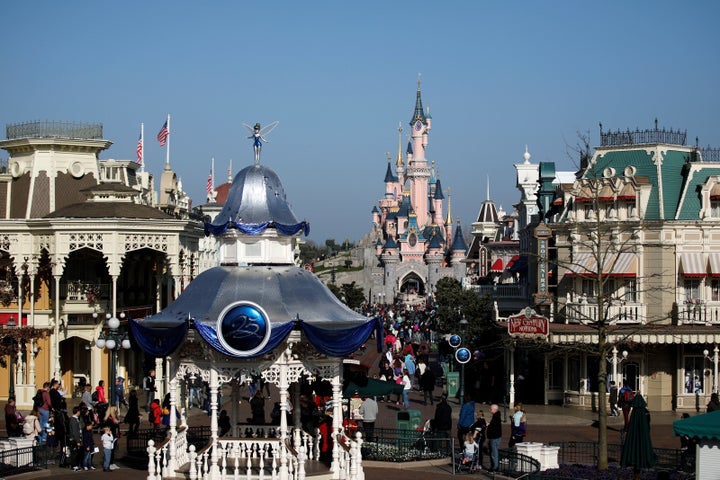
[455, 441, 480, 473]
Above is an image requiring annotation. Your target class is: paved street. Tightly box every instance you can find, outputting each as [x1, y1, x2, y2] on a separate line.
[8, 346, 690, 479]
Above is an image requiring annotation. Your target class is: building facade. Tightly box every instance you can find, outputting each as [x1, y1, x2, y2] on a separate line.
[508, 124, 720, 412]
[0, 121, 201, 407]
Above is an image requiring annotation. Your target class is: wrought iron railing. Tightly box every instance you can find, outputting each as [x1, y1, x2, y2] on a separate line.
[548, 441, 683, 470]
[600, 125, 686, 147]
[358, 427, 452, 461]
[6, 121, 103, 140]
[0, 443, 50, 476]
[700, 146, 720, 162]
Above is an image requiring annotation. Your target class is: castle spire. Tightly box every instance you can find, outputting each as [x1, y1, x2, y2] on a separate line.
[486, 175, 490, 201]
[396, 122, 404, 168]
[445, 188, 453, 225]
[410, 73, 426, 125]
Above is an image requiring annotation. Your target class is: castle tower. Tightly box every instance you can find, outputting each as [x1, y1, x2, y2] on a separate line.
[406, 76, 432, 227]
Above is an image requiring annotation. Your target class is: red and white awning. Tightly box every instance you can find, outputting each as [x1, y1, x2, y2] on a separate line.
[681, 253, 706, 278]
[490, 258, 504, 273]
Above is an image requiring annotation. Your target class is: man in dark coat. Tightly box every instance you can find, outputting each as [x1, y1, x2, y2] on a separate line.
[432, 394, 452, 439]
[486, 404, 502, 472]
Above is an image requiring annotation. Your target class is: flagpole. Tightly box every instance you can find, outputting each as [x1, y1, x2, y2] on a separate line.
[211, 157, 215, 190]
[140, 123, 145, 173]
[165, 114, 171, 169]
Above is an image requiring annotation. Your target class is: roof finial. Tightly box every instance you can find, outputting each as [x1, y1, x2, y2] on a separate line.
[396, 122, 404, 168]
[227, 159, 233, 183]
[486, 175, 490, 201]
[417, 72, 422, 91]
[243, 121, 279, 164]
[524, 145, 531, 164]
[445, 188, 453, 225]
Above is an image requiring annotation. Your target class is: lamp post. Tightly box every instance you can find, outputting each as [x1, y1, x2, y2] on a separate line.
[95, 312, 131, 406]
[449, 317, 471, 402]
[608, 347, 628, 387]
[704, 346, 719, 394]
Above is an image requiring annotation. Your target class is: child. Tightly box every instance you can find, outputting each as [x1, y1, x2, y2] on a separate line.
[101, 426, 114, 472]
[82, 422, 96, 470]
[150, 399, 163, 430]
[462, 430, 478, 465]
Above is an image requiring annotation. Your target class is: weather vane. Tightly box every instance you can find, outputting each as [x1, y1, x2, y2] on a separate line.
[243, 121, 279, 164]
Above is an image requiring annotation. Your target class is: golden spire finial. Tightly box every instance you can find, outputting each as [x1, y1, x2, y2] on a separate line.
[445, 188, 453, 225]
[396, 122, 404, 168]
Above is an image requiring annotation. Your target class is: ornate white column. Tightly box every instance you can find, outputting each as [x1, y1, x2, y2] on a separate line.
[209, 367, 221, 476]
[331, 365, 343, 479]
[53, 275, 61, 380]
[166, 377, 179, 475]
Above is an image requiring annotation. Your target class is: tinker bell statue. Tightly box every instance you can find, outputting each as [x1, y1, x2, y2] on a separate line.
[243, 121, 279, 164]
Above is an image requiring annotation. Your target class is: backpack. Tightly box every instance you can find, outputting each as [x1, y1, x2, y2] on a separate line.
[33, 391, 43, 410]
[91, 390, 99, 402]
[23, 419, 35, 435]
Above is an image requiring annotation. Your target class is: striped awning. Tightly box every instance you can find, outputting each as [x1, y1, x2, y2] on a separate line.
[490, 258, 504, 273]
[566, 252, 637, 277]
[505, 255, 520, 270]
[610, 252, 637, 277]
[711, 184, 720, 200]
[681, 253, 707, 278]
[709, 253, 720, 277]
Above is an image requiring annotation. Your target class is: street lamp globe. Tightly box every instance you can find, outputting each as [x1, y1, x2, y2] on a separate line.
[108, 316, 120, 330]
[96, 338, 106, 349]
[121, 338, 131, 349]
[105, 338, 116, 350]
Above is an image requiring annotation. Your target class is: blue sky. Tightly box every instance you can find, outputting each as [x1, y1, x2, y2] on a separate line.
[1, 1, 719, 243]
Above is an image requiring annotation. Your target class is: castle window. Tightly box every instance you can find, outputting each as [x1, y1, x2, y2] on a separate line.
[711, 199, 720, 218]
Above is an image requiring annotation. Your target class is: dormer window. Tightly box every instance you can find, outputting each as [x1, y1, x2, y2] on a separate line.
[710, 184, 720, 218]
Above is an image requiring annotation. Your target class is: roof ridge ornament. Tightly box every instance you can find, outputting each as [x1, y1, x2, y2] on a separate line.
[243, 121, 279, 165]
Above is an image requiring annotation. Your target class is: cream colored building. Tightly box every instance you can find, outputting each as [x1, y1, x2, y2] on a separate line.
[0, 121, 202, 407]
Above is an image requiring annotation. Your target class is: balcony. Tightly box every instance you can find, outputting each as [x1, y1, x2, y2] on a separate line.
[678, 302, 720, 325]
[466, 283, 528, 299]
[60, 281, 110, 304]
[564, 299, 646, 324]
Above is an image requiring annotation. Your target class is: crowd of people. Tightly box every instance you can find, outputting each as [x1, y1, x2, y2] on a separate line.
[3, 377, 127, 472]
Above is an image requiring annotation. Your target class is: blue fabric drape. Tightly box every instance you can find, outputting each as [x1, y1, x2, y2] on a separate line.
[298, 317, 382, 357]
[129, 320, 188, 357]
[195, 320, 295, 358]
[131, 316, 380, 359]
[204, 220, 309, 238]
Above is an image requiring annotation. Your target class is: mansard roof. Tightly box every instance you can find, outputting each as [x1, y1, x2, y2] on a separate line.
[46, 202, 173, 219]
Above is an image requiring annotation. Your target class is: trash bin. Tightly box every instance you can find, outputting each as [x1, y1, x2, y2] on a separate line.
[447, 371, 460, 398]
[396, 409, 423, 449]
[396, 409, 422, 430]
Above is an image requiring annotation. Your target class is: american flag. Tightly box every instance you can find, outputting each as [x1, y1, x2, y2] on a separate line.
[206, 172, 213, 194]
[157, 121, 169, 147]
[136, 134, 143, 164]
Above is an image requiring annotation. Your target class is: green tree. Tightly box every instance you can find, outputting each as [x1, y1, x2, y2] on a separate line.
[326, 281, 365, 309]
[434, 277, 494, 350]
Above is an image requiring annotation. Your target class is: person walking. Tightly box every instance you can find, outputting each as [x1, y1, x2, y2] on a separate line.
[470, 409, 487, 468]
[433, 394, 452, 439]
[124, 390, 141, 435]
[69, 406, 84, 471]
[509, 402, 527, 448]
[457, 394, 476, 445]
[81, 422, 96, 470]
[358, 396, 378, 442]
[609, 381, 620, 416]
[115, 377, 128, 412]
[420, 366, 436, 405]
[37, 382, 52, 444]
[4, 397, 23, 437]
[486, 404, 502, 472]
[144, 370, 157, 412]
[401, 368, 412, 409]
[188, 374, 203, 409]
[101, 426, 114, 472]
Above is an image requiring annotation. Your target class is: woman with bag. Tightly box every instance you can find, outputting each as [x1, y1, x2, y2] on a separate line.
[23, 408, 42, 444]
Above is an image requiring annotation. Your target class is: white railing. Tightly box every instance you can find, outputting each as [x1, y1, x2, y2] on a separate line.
[147, 438, 171, 480]
[188, 437, 299, 480]
[336, 431, 364, 480]
[564, 301, 646, 324]
[678, 302, 720, 325]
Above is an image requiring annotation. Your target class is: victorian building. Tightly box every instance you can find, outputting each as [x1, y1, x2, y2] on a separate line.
[0, 121, 200, 406]
[506, 124, 720, 412]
